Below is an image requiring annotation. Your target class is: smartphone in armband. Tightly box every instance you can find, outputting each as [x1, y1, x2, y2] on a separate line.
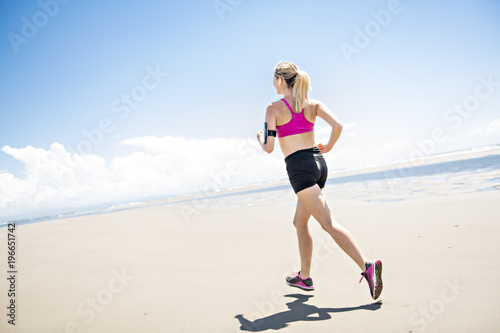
[264, 122, 268, 144]
[263, 122, 277, 144]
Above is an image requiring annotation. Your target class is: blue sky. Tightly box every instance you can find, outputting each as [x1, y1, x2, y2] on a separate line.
[1, 0, 499, 220]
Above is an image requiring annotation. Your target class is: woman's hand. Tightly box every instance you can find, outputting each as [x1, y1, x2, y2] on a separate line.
[317, 142, 331, 154]
[257, 129, 264, 144]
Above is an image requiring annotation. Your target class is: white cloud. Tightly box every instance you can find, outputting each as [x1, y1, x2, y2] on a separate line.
[0, 137, 286, 222]
[343, 122, 358, 130]
[314, 125, 332, 137]
[325, 139, 416, 170]
[471, 118, 500, 136]
[315, 123, 358, 142]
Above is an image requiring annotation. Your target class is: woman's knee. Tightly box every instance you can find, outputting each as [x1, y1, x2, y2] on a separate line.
[293, 217, 307, 229]
[319, 216, 338, 233]
[320, 221, 334, 233]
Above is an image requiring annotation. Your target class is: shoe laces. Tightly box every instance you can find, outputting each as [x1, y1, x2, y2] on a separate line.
[359, 263, 371, 283]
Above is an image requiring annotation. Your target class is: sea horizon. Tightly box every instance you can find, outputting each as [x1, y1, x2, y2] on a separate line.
[2, 143, 499, 228]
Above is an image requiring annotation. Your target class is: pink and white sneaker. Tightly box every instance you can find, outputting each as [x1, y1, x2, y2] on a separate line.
[286, 271, 314, 291]
[359, 260, 383, 300]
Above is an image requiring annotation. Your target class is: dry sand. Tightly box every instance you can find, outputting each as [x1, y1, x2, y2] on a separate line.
[1, 188, 500, 332]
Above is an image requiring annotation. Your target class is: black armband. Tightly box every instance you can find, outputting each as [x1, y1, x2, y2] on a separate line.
[264, 122, 277, 144]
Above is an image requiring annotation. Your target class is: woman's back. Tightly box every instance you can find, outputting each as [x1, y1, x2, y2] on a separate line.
[272, 98, 318, 157]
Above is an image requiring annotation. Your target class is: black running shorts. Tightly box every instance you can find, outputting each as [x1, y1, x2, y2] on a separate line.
[285, 147, 328, 194]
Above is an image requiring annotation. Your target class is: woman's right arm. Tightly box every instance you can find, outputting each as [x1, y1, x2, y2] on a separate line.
[257, 103, 277, 154]
[316, 100, 343, 154]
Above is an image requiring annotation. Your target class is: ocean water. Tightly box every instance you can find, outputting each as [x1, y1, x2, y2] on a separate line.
[329, 154, 500, 184]
[195, 148, 500, 209]
[322, 152, 500, 203]
[2, 146, 500, 227]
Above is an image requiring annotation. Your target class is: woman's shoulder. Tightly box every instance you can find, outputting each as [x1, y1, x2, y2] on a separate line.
[266, 99, 284, 112]
[270, 98, 285, 106]
[305, 98, 323, 114]
[307, 98, 322, 107]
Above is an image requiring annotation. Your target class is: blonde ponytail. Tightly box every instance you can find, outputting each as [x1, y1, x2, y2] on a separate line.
[273, 61, 310, 113]
[292, 70, 310, 113]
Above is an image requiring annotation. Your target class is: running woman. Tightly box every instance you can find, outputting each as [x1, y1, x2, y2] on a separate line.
[257, 61, 383, 300]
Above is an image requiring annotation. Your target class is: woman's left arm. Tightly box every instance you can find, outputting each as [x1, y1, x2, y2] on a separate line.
[257, 104, 276, 154]
[316, 100, 343, 154]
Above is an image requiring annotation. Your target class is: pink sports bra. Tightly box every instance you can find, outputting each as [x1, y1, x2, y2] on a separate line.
[276, 98, 314, 138]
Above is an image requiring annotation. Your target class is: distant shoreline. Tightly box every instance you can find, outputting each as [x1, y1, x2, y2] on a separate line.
[2, 144, 499, 228]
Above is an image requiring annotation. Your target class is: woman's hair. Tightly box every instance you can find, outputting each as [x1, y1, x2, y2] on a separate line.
[274, 61, 310, 113]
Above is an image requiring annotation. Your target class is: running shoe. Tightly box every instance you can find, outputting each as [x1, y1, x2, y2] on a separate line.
[286, 271, 314, 291]
[359, 260, 383, 300]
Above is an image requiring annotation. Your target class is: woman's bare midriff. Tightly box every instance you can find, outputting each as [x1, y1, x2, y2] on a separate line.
[279, 131, 317, 157]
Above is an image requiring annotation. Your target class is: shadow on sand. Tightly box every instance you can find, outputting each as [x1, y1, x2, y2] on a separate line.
[235, 294, 382, 331]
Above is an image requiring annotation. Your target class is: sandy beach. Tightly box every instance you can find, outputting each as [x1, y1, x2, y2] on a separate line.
[1, 181, 499, 333]
[2, 0, 500, 332]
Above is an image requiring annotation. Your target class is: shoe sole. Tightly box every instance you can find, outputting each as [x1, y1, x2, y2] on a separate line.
[374, 260, 383, 300]
[286, 281, 314, 291]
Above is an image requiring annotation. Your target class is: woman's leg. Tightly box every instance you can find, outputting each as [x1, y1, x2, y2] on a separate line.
[296, 185, 366, 271]
[293, 198, 313, 279]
